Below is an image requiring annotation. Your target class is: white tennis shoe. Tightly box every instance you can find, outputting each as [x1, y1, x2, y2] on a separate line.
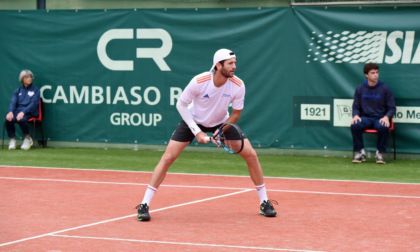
[21, 138, 33, 150]
[8, 139, 16, 150]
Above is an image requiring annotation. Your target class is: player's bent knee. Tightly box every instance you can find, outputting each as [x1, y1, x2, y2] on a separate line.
[240, 149, 258, 161]
[160, 153, 179, 165]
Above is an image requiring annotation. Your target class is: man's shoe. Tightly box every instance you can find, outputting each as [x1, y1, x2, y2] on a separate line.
[352, 152, 366, 163]
[260, 200, 277, 217]
[8, 139, 16, 150]
[21, 138, 33, 150]
[376, 152, 386, 164]
[136, 203, 151, 221]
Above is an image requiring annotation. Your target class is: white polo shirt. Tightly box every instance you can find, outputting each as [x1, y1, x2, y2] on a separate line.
[179, 72, 245, 128]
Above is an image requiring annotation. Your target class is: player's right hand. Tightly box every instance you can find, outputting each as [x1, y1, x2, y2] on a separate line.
[196, 132, 210, 144]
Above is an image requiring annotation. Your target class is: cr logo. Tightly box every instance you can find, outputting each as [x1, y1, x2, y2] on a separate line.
[97, 28, 172, 71]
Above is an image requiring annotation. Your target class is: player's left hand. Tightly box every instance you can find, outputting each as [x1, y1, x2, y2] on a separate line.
[211, 129, 221, 147]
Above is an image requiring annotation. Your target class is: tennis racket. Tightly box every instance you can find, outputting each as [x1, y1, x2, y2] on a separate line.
[204, 123, 245, 154]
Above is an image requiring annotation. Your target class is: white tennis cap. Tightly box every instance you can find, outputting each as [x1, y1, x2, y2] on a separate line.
[210, 49, 236, 72]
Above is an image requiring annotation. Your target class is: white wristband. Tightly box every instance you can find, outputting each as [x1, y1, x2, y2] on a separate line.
[188, 123, 201, 136]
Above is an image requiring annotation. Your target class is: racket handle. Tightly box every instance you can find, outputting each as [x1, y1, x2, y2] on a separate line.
[204, 136, 210, 141]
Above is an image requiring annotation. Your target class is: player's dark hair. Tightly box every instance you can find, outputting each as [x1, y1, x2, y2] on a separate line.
[363, 62, 379, 74]
[214, 60, 226, 71]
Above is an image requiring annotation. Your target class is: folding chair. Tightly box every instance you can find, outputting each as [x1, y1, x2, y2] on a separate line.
[2, 100, 45, 149]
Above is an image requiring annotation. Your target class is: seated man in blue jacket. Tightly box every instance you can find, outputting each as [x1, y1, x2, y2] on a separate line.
[351, 63, 395, 164]
[5, 70, 40, 150]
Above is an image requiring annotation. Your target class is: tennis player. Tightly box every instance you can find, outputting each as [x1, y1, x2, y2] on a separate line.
[136, 49, 277, 221]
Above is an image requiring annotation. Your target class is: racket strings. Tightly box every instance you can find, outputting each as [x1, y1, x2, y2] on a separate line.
[217, 123, 245, 154]
[221, 133, 242, 153]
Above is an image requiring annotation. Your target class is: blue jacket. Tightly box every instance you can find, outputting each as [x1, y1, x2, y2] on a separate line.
[8, 84, 40, 117]
[352, 80, 395, 119]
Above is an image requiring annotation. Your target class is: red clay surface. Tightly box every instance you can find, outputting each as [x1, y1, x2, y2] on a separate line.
[1, 165, 419, 251]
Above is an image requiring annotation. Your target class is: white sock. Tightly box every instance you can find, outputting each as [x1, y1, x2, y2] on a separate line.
[255, 184, 268, 203]
[360, 149, 366, 155]
[141, 185, 157, 205]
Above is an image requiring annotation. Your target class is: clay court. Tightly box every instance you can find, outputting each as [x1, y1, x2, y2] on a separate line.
[1, 165, 419, 251]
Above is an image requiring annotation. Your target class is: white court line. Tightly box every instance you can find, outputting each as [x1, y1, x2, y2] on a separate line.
[1, 165, 419, 185]
[0, 176, 243, 190]
[272, 189, 420, 199]
[0, 189, 252, 247]
[51, 234, 327, 252]
[1, 176, 420, 199]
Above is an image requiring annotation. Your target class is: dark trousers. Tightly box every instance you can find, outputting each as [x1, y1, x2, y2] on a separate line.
[5, 113, 33, 138]
[351, 116, 390, 153]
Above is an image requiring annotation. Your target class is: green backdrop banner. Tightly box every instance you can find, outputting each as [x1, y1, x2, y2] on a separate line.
[1, 7, 419, 152]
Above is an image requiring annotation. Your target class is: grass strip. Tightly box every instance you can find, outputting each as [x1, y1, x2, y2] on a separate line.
[1, 147, 419, 183]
